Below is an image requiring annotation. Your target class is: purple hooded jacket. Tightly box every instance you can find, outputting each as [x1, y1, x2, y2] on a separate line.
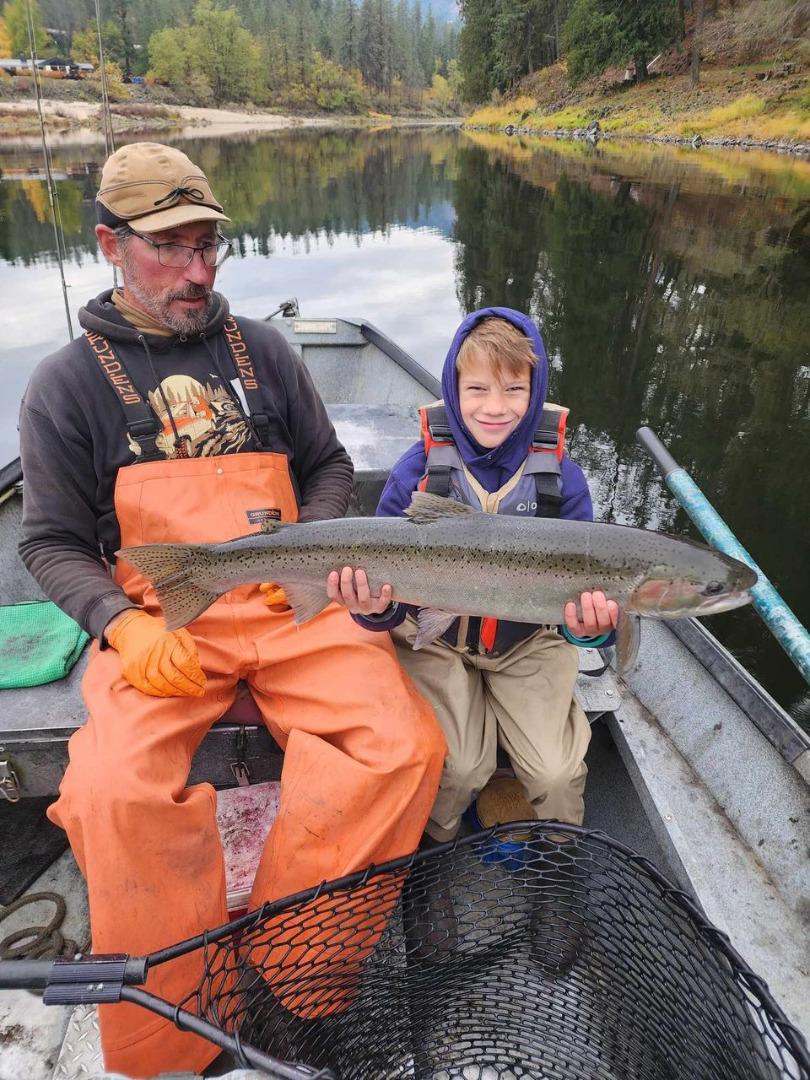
[354, 308, 606, 651]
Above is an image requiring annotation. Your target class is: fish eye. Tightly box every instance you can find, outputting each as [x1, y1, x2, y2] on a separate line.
[702, 581, 725, 596]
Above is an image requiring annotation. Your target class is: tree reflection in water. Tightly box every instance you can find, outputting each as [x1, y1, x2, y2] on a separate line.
[1, 128, 808, 724]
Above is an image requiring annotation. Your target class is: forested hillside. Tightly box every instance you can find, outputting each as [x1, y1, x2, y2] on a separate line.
[459, 0, 810, 147]
[458, 0, 809, 101]
[1, 0, 460, 113]
[2, 0, 807, 129]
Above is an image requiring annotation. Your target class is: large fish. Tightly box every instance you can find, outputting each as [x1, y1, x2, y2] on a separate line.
[118, 492, 757, 671]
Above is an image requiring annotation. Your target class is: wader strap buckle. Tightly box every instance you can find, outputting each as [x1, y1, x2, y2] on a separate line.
[126, 418, 164, 463]
[251, 412, 272, 449]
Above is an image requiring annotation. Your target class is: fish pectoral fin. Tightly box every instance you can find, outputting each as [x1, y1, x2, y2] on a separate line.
[405, 491, 479, 524]
[616, 610, 641, 675]
[413, 608, 459, 650]
[280, 581, 332, 624]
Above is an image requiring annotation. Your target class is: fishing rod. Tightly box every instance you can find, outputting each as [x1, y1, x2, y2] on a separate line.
[94, 0, 116, 160]
[25, 0, 73, 341]
[637, 426, 810, 685]
[94, 0, 119, 289]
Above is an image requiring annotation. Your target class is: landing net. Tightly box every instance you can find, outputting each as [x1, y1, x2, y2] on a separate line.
[168, 822, 808, 1079]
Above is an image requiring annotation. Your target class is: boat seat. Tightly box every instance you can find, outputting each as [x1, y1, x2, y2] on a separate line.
[213, 679, 265, 726]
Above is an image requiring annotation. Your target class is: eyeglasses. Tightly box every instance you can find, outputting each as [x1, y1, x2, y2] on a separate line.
[127, 228, 232, 268]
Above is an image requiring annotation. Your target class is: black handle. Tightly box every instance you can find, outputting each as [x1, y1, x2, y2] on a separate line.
[636, 426, 679, 477]
[0, 954, 147, 1003]
[0, 957, 56, 989]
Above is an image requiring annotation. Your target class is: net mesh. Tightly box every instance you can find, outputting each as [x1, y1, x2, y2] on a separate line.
[177, 823, 807, 1080]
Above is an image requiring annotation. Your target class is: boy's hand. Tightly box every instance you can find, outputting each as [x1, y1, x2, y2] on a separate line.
[564, 591, 619, 639]
[327, 567, 394, 616]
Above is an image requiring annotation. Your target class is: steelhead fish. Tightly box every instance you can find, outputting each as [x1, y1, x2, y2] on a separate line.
[117, 492, 756, 671]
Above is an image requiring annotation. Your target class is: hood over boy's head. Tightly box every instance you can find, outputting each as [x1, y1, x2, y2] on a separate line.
[439, 307, 551, 482]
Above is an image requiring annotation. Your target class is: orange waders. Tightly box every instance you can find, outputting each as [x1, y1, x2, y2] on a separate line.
[47, 452, 445, 1078]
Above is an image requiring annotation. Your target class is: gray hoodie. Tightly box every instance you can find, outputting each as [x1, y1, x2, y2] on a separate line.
[18, 290, 353, 639]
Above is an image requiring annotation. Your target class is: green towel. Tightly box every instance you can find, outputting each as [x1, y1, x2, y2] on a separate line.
[0, 601, 89, 689]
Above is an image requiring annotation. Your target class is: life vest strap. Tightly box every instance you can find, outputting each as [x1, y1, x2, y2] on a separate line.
[420, 401, 453, 452]
[422, 464, 453, 495]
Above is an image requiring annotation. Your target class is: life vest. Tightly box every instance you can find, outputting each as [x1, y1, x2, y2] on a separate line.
[417, 400, 568, 654]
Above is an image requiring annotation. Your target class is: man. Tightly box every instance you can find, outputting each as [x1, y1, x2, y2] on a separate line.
[19, 142, 445, 1078]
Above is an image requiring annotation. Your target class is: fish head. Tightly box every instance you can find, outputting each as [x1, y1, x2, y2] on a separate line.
[629, 552, 757, 618]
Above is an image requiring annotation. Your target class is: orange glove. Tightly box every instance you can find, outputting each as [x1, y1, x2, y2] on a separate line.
[259, 582, 290, 610]
[106, 609, 206, 698]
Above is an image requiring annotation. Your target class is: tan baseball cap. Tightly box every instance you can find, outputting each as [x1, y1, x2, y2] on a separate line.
[95, 142, 229, 233]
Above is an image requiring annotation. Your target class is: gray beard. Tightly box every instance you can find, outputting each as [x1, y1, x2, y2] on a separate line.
[121, 253, 214, 335]
[131, 281, 213, 334]
[161, 299, 212, 336]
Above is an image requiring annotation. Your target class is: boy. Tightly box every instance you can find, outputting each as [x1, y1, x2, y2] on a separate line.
[327, 307, 617, 842]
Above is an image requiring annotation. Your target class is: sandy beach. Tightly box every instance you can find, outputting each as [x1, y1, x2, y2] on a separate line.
[0, 98, 332, 146]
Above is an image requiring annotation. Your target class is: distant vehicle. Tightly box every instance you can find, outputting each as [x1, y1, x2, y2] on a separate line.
[0, 56, 89, 79]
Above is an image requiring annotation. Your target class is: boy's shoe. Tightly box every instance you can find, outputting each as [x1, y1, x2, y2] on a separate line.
[468, 776, 535, 870]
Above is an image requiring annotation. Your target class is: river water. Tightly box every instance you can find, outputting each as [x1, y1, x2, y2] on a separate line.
[1, 125, 808, 725]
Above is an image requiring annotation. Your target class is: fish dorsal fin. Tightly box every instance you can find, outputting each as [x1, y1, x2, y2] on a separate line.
[405, 492, 478, 524]
[227, 522, 288, 541]
[413, 607, 459, 649]
[259, 519, 287, 535]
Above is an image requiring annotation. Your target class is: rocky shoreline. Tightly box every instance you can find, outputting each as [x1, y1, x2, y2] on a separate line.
[469, 120, 810, 157]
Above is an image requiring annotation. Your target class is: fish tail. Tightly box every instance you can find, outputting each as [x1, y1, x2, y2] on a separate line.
[116, 543, 221, 631]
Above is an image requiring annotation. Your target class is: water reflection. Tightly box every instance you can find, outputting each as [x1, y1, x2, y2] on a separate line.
[0, 127, 808, 723]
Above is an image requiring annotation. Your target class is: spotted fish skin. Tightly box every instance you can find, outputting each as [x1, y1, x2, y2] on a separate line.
[118, 493, 756, 635]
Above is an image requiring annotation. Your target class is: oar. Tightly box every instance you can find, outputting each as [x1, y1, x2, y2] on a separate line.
[636, 426, 810, 686]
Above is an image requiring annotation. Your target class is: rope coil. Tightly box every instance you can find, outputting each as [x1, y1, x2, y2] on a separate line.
[0, 892, 80, 960]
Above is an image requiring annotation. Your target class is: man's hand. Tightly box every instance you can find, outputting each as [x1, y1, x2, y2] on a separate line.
[326, 567, 394, 616]
[563, 591, 619, 639]
[105, 609, 206, 697]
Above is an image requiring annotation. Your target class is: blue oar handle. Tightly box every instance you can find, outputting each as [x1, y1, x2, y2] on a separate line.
[636, 427, 810, 686]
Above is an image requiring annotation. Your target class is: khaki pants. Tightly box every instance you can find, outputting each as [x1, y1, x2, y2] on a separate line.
[392, 620, 590, 841]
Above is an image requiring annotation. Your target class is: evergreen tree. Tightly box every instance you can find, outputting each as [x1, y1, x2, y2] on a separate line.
[133, 0, 194, 48]
[561, 0, 680, 83]
[359, 0, 386, 91]
[417, 3, 434, 83]
[457, 0, 495, 101]
[336, 0, 360, 70]
[107, 0, 136, 77]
